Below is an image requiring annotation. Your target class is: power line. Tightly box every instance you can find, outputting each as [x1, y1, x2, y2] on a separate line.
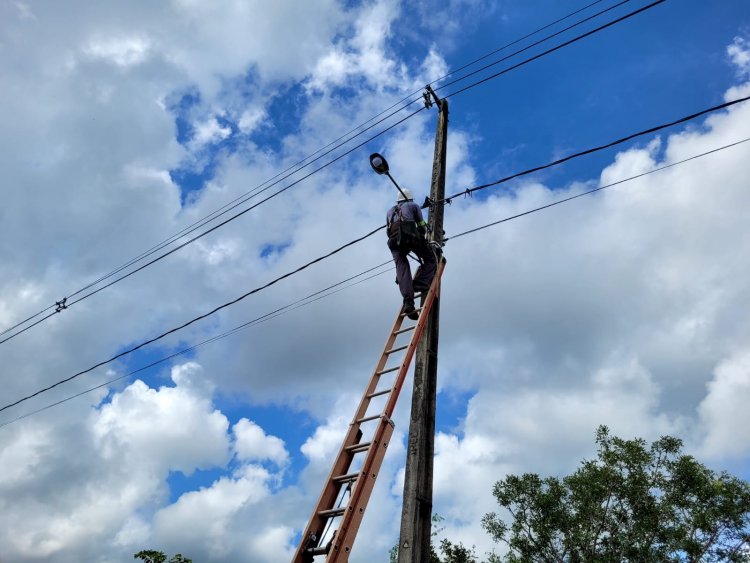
[441, 94, 750, 203]
[0, 224, 386, 413]
[428, 0, 609, 85]
[0, 0, 641, 344]
[7, 85, 748, 412]
[0, 107, 422, 347]
[69, 0, 619, 300]
[446, 137, 750, 241]
[4, 136, 746, 428]
[442, 0, 666, 100]
[0, 262, 394, 429]
[435, 0, 634, 94]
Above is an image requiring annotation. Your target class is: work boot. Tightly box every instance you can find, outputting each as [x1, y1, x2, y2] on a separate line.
[402, 301, 419, 321]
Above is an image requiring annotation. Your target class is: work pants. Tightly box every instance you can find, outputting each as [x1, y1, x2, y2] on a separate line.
[388, 236, 437, 306]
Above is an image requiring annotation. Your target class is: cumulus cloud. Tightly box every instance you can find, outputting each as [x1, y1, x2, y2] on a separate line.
[2, 2, 750, 562]
[233, 418, 289, 466]
[93, 363, 229, 474]
[699, 351, 750, 458]
[728, 35, 750, 77]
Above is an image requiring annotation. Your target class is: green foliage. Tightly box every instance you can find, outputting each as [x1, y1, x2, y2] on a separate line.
[482, 426, 750, 562]
[438, 538, 480, 563]
[389, 514, 484, 563]
[134, 550, 192, 563]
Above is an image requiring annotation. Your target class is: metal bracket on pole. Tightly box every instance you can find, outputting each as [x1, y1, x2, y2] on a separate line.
[423, 85, 442, 110]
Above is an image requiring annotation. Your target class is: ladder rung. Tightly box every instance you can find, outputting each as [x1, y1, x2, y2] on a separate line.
[306, 546, 329, 556]
[318, 507, 346, 518]
[333, 472, 360, 484]
[376, 366, 399, 376]
[385, 344, 408, 355]
[400, 307, 423, 318]
[366, 388, 390, 399]
[394, 325, 416, 336]
[356, 414, 380, 424]
[345, 441, 372, 453]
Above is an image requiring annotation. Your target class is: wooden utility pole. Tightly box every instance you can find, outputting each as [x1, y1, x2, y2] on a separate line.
[397, 88, 447, 563]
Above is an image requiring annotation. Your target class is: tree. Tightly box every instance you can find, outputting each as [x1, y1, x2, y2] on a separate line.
[134, 550, 192, 563]
[482, 426, 750, 562]
[389, 514, 484, 563]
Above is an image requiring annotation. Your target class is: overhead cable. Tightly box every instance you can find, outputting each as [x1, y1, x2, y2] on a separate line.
[0, 224, 386, 413]
[5, 93, 748, 411]
[435, 0, 634, 93]
[441, 94, 750, 203]
[446, 137, 750, 240]
[4, 136, 748, 428]
[442, 0, 667, 100]
[0, 262, 393, 429]
[0, 0, 642, 344]
[0, 106, 421, 347]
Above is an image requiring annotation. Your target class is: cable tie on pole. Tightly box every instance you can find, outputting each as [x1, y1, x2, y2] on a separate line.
[55, 298, 67, 313]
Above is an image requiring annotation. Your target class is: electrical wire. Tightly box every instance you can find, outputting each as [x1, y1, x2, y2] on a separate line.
[427, 0, 609, 86]
[70, 0, 621, 302]
[7, 86, 749, 413]
[434, 0, 634, 94]
[0, 106, 423, 347]
[0, 262, 393, 429]
[0, 224, 386, 413]
[3, 136, 747, 428]
[441, 94, 750, 203]
[7, 89, 748, 413]
[0, 0, 642, 344]
[442, 0, 666, 100]
[446, 137, 750, 241]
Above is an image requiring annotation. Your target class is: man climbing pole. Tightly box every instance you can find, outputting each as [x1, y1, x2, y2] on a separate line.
[386, 188, 437, 320]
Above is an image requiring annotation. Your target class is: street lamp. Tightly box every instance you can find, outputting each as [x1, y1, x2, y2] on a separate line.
[369, 152, 410, 202]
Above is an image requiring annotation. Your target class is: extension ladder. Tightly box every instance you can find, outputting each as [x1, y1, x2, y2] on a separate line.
[292, 258, 447, 563]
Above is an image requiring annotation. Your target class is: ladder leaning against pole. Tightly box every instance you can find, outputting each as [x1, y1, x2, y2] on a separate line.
[292, 257, 447, 563]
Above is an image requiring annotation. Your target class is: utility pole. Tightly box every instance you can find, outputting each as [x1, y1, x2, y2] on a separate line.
[397, 87, 447, 563]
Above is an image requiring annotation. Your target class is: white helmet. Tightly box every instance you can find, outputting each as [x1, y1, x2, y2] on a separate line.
[397, 188, 413, 203]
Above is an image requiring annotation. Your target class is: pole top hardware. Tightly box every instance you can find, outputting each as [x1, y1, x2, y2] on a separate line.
[422, 85, 442, 109]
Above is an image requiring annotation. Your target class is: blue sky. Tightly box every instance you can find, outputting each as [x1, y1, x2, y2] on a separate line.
[1, 1, 750, 562]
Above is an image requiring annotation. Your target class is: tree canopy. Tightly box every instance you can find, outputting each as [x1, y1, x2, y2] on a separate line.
[134, 550, 192, 563]
[482, 426, 750, 562]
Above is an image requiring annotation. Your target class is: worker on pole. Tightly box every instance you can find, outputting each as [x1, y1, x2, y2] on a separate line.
[386, 188, 437, 320]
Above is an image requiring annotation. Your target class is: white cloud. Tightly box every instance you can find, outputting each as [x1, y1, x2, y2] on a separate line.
[153, 464, 273, 557]
[1, 3, 750, 562]
[190, 116, 232, 149]
[84, 36, 152, 67]
[728, 35, 750, 77]
[233, 418, 289, 466]
[699, 351, 750, 458]
[238, 106, 266, 134]
[93, 363, 230, 475]
[301, 414, 350, 463]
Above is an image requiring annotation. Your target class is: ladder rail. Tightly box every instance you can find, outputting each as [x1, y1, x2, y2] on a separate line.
[292, 258, 446, 563]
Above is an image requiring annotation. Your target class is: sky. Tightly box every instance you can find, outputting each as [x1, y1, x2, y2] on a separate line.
[1, 0, 750, 561]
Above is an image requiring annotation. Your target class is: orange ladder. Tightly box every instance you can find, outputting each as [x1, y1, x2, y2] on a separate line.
[292, 258, 446, 563]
